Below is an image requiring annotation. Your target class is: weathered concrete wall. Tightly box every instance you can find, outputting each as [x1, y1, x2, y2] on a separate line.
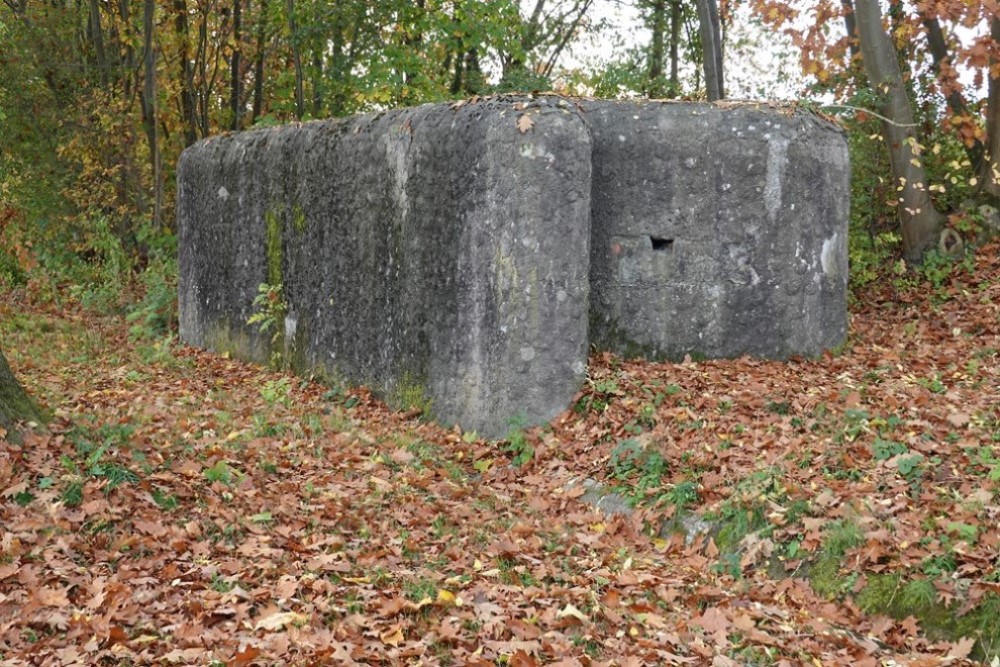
[178, 98, 593, 437]
[583, 101, 849, 360]
[179, 97, 850, 436]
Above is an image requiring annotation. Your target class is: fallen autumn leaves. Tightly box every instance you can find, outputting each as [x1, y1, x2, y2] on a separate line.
[1, 245, 999, 665]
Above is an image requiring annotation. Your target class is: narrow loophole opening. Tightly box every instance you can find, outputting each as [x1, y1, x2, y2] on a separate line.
[650, 236, 674, 252]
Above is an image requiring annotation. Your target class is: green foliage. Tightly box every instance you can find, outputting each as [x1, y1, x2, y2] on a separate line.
[822, 519, 863, 558]
[666, 480, 700, 509]
[203, 460, 234, 485]
[609, 438, 670, 497]
[872, 438, 908, 461]
[575, 377, 622, 414]
[52, 423, 141, 505]
[126, 254, 178, 340]
[260, 378, 292, 406]
[503, 416, 533, 466]
[248, 283, 288, 367]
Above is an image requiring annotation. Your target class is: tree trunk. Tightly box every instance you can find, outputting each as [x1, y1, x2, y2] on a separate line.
[285, 0, 304, 120]
[251, 0, 268, 124]
[140, 0, 162, 228]
[921, 15, 984, 172]
[648, 0, 666, 95]
[401, 0, 425, 88]
[0, 347, 43, 442]
[88, 0, 109, 87]
[708, 0, 724, 96]
[311, 49, 324, 116]
[174, 0, 198, 145]
[669, 0, 681, 95]
[696, 0, 723, 100]
[117, 0, 136, 97]
[230, 0, 242, 130]
[984, 16, 1000, 200]
[854, 0, 944, 261]
[841, 0, 859, 60]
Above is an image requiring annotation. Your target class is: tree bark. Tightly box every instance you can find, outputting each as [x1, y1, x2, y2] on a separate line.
[251, 0, 268, 124]
[984, 16, 1000, 200]
[669, 0, 681, 95]
[648, 0, 666, 94]
[841, 0, 859, 60]
[118, 0, 136, 97]
[696, 0, 723, 100]
[921, 15, 984, 172]
[285, 0, 304, 120]
[88, 0, 109, 87]
[0, 347, 43, 442]
[230, 0, 242, 130]
[854, 0, 944, 261]
[708, 0, 724, 96]
[140, 0, 162, 228]
[174, 0, 198, 145]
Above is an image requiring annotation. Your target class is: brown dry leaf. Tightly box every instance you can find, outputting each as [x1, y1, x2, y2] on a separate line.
[556, 603, 588, 622]
[35, 587, 70, 607]
[254, 610, 308, 631]
[516, 114, 535, 134]
[692, 606, 730, 634]
[945, 636, 975, 660]
[230, 645, 261, 666]
[380, 624, 405, 646]
[1, 481, 27, 498]
[274, 576, 298, 599]
[946, 412, 970, 428]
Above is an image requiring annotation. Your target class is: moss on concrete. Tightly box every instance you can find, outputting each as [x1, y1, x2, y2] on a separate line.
[203, 321, 263, 365]
[265, 207, 283, 286]
[291, 204, 307, 235]
[589, 312, 677, 362]
[393, 371, 434, 416]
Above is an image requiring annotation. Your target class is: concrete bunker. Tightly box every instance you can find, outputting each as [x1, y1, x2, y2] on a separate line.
[177, 97, 849, 437]
[178, 98, 593, 438]
[582, 100, 850, 360]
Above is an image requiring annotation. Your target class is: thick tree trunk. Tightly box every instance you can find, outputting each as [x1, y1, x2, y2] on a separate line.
[854, 0, 944, 262]
[0, 347, 43, 442]
[696, 0, 723, 100]
[984, 17, 1000, 200]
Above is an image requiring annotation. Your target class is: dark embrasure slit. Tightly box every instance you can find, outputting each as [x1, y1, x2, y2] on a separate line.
[650, 236, 674, 252]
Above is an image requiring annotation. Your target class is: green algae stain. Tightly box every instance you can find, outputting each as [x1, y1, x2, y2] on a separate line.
[203, 321, 261, 365]
[393, 371, 433, 416]
[265, 207, 283, 286]
[291, 204, 307, 235]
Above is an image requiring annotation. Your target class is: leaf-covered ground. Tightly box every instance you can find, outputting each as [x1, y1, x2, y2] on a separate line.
[2, 247, 999, 666]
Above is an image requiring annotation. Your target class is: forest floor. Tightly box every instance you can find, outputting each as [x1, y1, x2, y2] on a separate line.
[1, 245, 999, 666]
